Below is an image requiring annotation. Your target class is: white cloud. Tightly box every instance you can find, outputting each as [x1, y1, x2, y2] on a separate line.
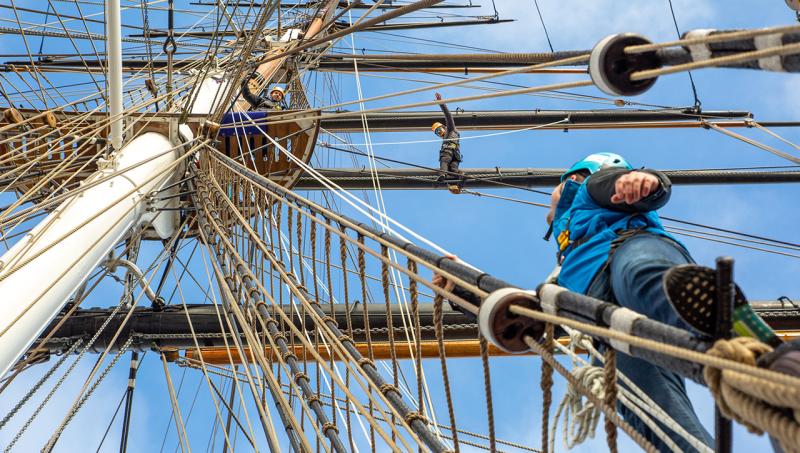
[459, 0, 715, 52]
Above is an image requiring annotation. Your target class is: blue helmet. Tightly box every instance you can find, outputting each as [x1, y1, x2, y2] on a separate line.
[561, 152, 632, 182]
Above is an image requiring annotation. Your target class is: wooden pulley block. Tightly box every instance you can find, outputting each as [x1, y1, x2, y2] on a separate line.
[145, 78, 158, 96]
[787, 0, 800, 12]
[43, 111, 58, 129]
[3, 108, 24, 125]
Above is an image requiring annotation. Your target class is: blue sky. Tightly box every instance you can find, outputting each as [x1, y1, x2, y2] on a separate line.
[1, 0, 799, 452]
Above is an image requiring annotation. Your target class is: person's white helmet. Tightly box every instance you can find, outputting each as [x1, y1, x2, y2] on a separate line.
[270, 86, 286, 98]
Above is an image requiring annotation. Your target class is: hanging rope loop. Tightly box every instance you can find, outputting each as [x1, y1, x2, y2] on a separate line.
[163, 0, 177, 56]
[164, 0, 176, 107]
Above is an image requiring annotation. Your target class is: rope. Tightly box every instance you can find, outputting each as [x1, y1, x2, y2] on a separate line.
[434, 294, 460, 453]
[357, 233, 377, 452]
[324, 219, 338, 428]
[380, 244, 399, 443]
[509, 305, 800, 388]
[479, 335, 497, 452]
[339, 228, 356, 452]
[197, 166, 444, 451]
[625, 24, 800, 54]
[551, 366, 605, 450]
[603, 349, 619, 453]
[666, 0, 701, 109]
[555, 326, 701, 452]
[703, 337, 800, 451]
[632, 42, 800, 81]
[703, 337, 773, 429]
[408, 257, 426, 450]
[524, 336, 658, 453]
[540, 323, 554, 453]
[749, 120, 800, 151]
[531, 0, 554, 53]
[707, 121, 800, 165]
[513, 303, 800, 448]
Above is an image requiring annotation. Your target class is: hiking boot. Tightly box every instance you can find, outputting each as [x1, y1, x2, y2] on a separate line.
[662, 264, 782, 347]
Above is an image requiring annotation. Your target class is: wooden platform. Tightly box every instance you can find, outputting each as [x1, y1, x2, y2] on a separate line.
[217, 110, 320, 188]
[0, 109, 320, 193]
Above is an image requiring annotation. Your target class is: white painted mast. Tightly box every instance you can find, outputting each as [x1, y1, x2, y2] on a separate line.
[106, 0, 124, 151]
[0, 134, 182, 377]
[0, 2, 236, 376]
[0, 0, 326, 377]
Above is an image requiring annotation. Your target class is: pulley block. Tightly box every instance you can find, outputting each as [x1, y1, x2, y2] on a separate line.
[589, 33, 661, 96]
[478, 288, 544, 353]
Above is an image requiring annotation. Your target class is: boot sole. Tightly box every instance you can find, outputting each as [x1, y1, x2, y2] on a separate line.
[662, 264, 782, 347]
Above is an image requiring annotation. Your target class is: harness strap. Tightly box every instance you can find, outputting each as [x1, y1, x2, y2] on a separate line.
[607, 227, 645, 263]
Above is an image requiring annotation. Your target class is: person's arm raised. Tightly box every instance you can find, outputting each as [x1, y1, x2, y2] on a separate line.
[435, 92, 456, 132]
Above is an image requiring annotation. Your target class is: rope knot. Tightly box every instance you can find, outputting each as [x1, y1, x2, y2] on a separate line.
[293, 372, 308, 384]
[357, 358, 375, 368]
[703, 337, 773, 432]
[404, 411, 428, 425]
[704, 338, 773, 404]
[568, 328, 593, 351]
[321, 422, 339, 434]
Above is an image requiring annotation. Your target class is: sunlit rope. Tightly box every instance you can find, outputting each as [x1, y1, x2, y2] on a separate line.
[511, 305, 800, 388]
[343, 14, 445, 436]
[554, 327, 712, 453]
[195, 181, 429, 451]
[321, 117, 570, 147]
[707, 122, 800, 165]
[197, 167, 430, 439]
[228, 109, 461, 261]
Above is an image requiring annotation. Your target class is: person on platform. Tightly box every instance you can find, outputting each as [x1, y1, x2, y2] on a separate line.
[432, 92, 462, 182]
[241, 72, 288, 110]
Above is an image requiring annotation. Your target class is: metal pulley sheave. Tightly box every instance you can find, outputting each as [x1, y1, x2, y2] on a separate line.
[588, 33, 661, 97]
[589, 26, 800, 97]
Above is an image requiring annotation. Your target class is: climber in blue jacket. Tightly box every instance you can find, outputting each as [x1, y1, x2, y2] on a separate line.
[547, 152, 713, 452]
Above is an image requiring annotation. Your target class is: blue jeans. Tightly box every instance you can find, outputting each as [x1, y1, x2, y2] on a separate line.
[587, 233, 713, 452]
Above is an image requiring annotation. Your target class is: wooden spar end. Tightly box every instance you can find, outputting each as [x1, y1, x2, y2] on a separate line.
[182, 337, 582, 365]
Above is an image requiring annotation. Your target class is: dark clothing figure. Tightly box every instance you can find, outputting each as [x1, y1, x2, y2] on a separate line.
[241, 74, 287, 111]
[437, 102, 461, 179]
